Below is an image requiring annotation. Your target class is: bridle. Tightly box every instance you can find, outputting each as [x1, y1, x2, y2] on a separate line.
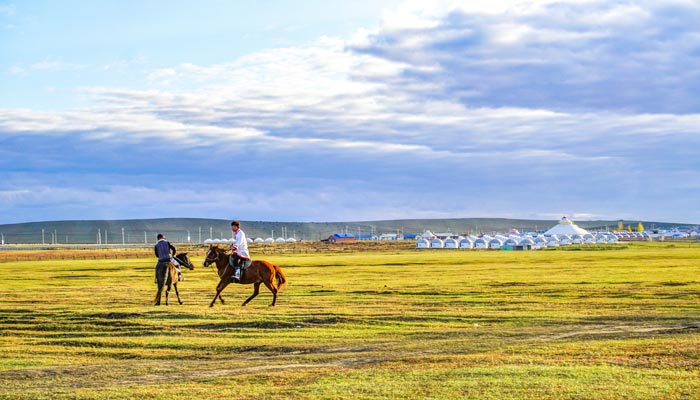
[202, 247, 233, 279]
[203, 249, 219, 267]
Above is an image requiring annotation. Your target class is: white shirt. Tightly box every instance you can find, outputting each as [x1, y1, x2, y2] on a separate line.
[232, 229, 250, 259]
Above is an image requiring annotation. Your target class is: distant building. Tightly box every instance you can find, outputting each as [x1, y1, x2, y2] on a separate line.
[544, 216, 590, 236]
[325, 233, 356, 243]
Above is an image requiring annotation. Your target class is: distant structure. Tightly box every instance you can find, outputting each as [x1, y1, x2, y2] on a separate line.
[325, 233, 356, 243]
[544, 216, 590, 236]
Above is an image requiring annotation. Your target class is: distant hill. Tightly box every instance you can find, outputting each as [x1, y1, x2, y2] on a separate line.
[0, 217, 691, 245]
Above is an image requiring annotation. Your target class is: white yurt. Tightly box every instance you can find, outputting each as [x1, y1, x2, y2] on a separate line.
[558, 234, 573, 245]
[430, 238, 444, 248]
[459, 238, 474, 249]
[474, 238, 489, 249]
[264, 238, 275, 244]
[421, 230, 437, 240]
[595, 233, 609, 244]
[254, 237, 265, 243]
[547, 235, 560, 247]
[285, 237, 297, 243]
[489, 238, 504, 249]
[275, 237, 286, 244]
[544, 216, 591, 236]
[444, 238, 459, 249]
[533, 236, 548, 249]
[504, 238, 519, 247]
[519, 237, 535, 247]
[416, 238, 430, 248]
[571, 234, 584, 244]
[583, 234, 596, 244]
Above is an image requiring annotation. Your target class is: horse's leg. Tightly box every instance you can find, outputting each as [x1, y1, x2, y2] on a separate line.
[154, 267, 165, 306]
[218, 293, 225, 304]
[262, 280, 279, 306]
[210, 279, 230, 308]
[242, 282, 261, 306]
[173, 281, 182, 305]
[154, 287, 163, 306]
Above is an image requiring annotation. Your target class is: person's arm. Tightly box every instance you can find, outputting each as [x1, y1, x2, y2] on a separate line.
[233, 231, 244, 250]
[154, 245, 158, 258]
[169, 243, 176, 256]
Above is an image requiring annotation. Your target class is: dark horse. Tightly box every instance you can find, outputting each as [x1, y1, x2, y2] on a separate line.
[154, 253, 195, 306]
[202, 245, 287, 307]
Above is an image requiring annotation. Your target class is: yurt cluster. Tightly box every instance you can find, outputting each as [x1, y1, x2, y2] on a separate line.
[204, 237, 297, 245]
[417, 216, 618, 250]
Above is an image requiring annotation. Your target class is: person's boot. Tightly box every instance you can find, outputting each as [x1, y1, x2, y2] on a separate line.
[178, 271, 183, 281]
[233, 266, 241, 282]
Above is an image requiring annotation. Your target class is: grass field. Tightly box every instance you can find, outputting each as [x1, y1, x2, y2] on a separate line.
[1, 242, 699, 399]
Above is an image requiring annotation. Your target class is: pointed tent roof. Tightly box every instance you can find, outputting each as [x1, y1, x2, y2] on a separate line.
[544, 216, 590, 236]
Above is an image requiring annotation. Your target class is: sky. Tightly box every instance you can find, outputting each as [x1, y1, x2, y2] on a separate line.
[1, 0, 699, 224]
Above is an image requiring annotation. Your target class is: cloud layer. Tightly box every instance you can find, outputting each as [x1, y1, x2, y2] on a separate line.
[1, 0, 699, 224]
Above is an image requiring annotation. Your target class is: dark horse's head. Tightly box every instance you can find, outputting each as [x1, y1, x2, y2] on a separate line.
[175, 253, 195, 270]
[202, 245, 226, 268]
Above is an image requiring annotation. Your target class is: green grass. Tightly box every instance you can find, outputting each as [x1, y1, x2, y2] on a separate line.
[1, 242, 699, 399]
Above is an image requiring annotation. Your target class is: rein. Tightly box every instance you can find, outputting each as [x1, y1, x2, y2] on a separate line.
[204, 248, 233, 279]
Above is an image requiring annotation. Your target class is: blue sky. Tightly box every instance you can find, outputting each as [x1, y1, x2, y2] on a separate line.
[1, 0, 699, 224]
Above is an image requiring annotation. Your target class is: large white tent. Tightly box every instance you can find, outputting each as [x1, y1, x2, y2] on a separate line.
[544, 216, 590, 236]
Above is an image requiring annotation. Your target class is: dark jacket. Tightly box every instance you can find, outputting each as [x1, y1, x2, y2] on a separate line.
[154, 239, 176, 262]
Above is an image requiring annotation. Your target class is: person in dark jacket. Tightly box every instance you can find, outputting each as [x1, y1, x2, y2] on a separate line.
[154, 233, 182, 284]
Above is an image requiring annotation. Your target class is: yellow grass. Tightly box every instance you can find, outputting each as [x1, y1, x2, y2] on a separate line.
[0, 242, 699, 399]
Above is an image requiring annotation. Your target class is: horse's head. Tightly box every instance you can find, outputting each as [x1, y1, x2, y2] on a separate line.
[203, 245, 223, 268]
[177, 253, 195, 270]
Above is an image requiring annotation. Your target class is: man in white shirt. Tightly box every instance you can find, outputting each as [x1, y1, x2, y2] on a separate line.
[230, 220, 250, 282]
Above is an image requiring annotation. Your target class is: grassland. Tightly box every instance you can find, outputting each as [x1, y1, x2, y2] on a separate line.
[0, 242, 699, 399]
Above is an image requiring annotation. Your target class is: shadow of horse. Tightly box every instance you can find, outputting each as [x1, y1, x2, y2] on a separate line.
[154, 253, 195, 306]
[202, 245, 287, 307]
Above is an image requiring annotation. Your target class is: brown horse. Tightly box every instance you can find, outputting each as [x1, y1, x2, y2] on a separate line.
[154, 253, 195, 306]
[202, 245, 287, 307]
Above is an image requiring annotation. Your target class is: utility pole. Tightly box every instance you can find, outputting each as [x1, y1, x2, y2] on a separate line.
[187, 230, 191, 243]
[198, 227, 201, 243]
[42, 229, 45, 245]
[122, 227, 125, 245]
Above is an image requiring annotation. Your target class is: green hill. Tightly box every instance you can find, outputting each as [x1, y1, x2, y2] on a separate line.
[0, 217, 689, 245]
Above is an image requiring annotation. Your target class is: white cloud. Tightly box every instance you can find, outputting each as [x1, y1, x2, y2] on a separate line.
[1, 0, 699, 223]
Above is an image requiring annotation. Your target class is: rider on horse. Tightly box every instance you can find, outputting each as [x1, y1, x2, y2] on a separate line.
[229, 221, 251, 282]
[154, 233, 183, 283]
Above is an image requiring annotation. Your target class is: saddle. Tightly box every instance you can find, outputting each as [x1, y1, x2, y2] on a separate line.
[229, 255, 252, 281]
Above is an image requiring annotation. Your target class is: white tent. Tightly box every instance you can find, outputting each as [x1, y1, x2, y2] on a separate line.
[544, 216, 590, 236]
[421, 230, 437, 239]
[444, 238, 459, 248]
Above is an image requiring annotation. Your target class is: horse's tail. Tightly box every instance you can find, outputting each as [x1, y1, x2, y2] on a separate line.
[273, 264, 287, 291]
